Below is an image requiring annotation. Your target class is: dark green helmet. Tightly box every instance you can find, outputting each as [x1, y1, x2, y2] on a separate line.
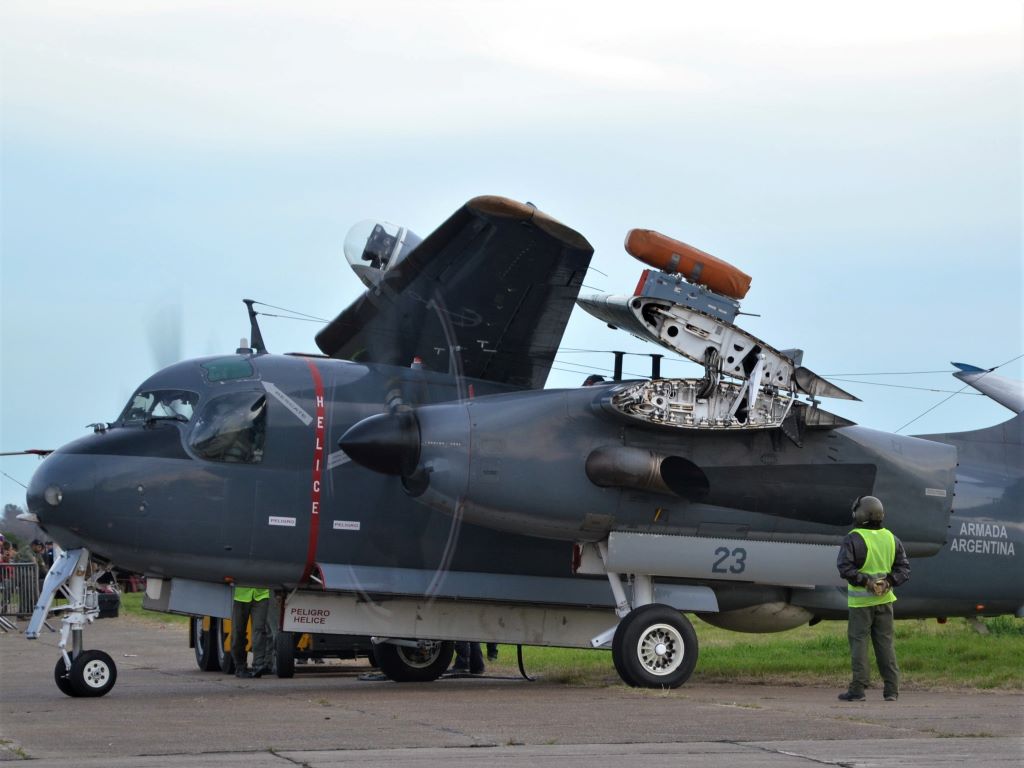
[852, 495, 885, 525]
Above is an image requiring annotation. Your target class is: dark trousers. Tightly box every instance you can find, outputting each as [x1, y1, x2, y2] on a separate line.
[231, 598, 269, 671]
[453, 642, 484, 673]
[847, 602, 900, 697]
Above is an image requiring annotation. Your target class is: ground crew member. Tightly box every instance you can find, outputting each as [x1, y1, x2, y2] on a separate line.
[250, 590, 281, 678]
[231, 585, 270, 678]
[450, 642, 485, 675]
[836, 495, 911, 701]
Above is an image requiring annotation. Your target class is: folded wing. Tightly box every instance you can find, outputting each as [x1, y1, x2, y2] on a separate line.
[316, 196, 593, 390]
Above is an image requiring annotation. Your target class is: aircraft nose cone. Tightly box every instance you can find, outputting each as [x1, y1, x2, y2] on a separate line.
[339, 410, 421, 476]
[25, 451, 95, 548]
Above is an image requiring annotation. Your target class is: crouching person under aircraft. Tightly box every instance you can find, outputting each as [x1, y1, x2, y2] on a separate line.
[836, 495, 911, 702]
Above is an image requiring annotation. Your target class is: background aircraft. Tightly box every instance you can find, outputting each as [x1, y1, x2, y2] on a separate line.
[20, 196, 1022, 696]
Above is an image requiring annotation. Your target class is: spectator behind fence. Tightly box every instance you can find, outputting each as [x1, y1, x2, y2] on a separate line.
[1, 537, 16, 615]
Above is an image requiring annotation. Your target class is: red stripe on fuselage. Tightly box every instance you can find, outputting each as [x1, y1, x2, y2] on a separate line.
[301, 361, 326, 585]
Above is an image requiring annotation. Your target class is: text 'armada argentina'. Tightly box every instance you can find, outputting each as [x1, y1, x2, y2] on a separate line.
[949, 522, 1015, 556]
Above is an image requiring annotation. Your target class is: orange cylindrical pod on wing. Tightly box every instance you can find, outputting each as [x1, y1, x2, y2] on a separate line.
[624, 229, 752, 300]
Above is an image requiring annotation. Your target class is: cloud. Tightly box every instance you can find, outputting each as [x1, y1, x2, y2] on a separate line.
[2, 1, 1018, 148]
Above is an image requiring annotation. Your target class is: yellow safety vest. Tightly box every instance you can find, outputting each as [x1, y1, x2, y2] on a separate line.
[847, 528, 897, 607]
[234, 586, 270, 603]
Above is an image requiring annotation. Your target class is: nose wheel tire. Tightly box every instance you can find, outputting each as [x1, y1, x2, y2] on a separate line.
[53, 657, 77, 697]
[612, 604, 698, 689]
[55, 650, 117, 697]
[375, 640, 454, 682]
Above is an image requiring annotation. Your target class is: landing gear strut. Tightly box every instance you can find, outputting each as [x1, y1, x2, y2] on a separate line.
[28, 548, 120, 697]
[592, 542, 699, 689]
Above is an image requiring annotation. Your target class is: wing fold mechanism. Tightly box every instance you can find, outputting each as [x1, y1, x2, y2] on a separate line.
[578, 234, 858, 432]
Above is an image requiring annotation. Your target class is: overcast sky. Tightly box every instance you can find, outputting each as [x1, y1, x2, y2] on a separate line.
[1, 1, 1021, 509]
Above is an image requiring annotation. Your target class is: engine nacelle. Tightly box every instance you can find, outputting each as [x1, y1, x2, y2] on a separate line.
[341, 385, 956, 553]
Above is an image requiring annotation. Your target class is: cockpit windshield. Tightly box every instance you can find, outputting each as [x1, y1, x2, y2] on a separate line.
[118, 390, 199, 424]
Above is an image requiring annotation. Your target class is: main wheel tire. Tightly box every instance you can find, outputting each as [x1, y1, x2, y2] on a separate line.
[193, 616, 221, 672]
[54, 657, 78, 697]
[610, 623, 628, 682]
[275, 631, 295, 678]
[68, 650, 118, 697]
[216, 619, 236, 675]
[374, 640, 454, 683]
[612, 604, 698, 689]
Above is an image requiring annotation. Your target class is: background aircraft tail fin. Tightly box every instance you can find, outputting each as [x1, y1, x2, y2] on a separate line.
[952, 362, 1024, 415]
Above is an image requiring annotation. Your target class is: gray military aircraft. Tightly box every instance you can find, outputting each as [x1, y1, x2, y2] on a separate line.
[21, 195, 1023, 697]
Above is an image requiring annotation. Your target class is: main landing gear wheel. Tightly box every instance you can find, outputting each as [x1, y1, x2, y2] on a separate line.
[275, 631, 295, 678]
[612, 604, 698, 689]
[375, 640, 454, 682]
[216, 619, 236, 675]
[193, 616, 221, 671]
[56, 650, 118, 697]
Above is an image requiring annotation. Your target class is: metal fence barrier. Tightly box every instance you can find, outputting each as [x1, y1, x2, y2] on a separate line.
[1, 562, 41, 623]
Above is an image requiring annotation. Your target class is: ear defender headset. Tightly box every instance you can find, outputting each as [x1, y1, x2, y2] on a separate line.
[851, 495, 885, 525]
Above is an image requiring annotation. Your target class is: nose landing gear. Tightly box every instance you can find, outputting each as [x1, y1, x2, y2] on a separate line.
[28, 548, 120, 697]
[55, 649, 118, 697]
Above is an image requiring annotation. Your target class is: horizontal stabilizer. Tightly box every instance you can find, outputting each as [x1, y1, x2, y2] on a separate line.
[952, 362, 1024, 414]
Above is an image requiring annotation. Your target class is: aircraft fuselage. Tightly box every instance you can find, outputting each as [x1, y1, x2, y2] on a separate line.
[26, 351, 1024, 624]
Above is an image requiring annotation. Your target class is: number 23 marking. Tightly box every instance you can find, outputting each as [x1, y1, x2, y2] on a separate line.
[712, 546, 748, 574]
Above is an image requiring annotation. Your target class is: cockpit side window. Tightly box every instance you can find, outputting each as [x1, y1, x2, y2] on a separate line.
[118, 390, 199, 424]
[189, 392, 267, 464]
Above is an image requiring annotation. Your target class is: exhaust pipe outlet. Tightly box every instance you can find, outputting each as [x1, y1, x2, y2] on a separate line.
[585, 446, 709, 500]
